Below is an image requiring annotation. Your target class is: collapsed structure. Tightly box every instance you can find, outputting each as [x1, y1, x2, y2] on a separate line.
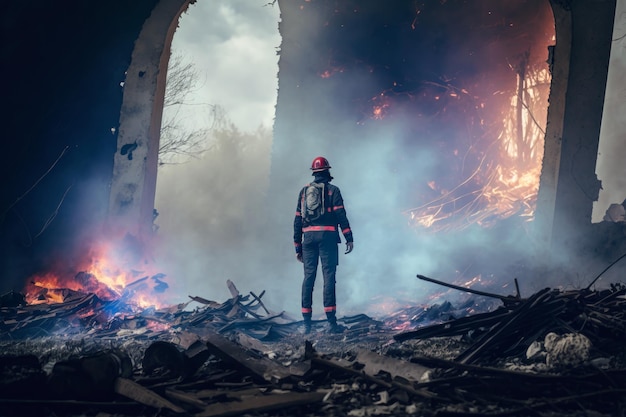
[3, 278, 626, 416]
[2, 3, 626, 414]
[1, 1, 624, 309]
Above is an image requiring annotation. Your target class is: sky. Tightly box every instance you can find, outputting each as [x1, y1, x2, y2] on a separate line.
[152, 0, 626, 318]
[154, 0, 285, 312]
[164, 0, 280, 132]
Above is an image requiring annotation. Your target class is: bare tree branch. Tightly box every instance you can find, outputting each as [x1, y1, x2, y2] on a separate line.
[159, 53, 219, 165]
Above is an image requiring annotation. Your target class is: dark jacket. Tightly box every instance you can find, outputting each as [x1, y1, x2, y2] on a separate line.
[294, 178, 353, 250]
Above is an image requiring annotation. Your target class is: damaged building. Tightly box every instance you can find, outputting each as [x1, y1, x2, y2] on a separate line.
[1, 0, 624, 289]
[2, 0, 626, 415]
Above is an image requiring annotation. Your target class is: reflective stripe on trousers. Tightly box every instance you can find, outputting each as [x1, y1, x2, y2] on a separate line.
[301, 231, 338, 312]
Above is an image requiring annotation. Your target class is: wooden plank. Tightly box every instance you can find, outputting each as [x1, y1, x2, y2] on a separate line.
[165, 388, 208, 409]
[355, 349, 430, 382]
[416, 274, 520, 304]
[204, 333, 292, 382]
[311, 355, 437, 400]
[249, 290, 270, 315]
[195, 391, 325, 417]
[113, 377, 185, 413]
[235, 332, 273, 354]
[226, 280, 239, 299]
[218, 312, 288, 333]
[187, 295, 222, 307]
[194, 387, 265, 400]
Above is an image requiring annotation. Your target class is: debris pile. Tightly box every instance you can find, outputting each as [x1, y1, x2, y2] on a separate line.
[1, 279, 300, 341]
[394, 280, 626, 364]
[2, 275, 626, 416]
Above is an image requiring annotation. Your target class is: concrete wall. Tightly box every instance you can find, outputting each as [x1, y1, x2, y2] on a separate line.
[535, 0, 617, 262]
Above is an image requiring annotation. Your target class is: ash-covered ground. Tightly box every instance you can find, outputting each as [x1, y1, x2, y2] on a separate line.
[3, 284, 626, 417]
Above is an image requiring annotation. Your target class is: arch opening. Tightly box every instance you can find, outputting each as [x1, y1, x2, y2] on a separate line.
[40, 1, 559, 315]
[22, 1, 625, 318]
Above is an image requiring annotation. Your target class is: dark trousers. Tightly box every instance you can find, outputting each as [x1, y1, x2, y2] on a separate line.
[301, 232, 339, 318]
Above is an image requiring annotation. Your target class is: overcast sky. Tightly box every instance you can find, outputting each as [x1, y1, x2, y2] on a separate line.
[153, 1, 626, 314]
[154, 0, 283, 310]
[168, 0, 281, 132]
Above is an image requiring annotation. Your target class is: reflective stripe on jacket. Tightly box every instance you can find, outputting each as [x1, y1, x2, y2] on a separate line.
[303, 225, 336, 232]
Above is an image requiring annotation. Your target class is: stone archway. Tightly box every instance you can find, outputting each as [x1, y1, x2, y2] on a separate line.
[108, 0, 191, 240]
[109, 0, 617, 261]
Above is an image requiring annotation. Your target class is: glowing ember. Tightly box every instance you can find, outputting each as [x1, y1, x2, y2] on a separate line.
[371, 95, 391, 119]
[319, 66, 345, 78]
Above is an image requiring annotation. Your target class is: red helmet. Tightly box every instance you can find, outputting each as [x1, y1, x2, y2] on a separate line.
[310, 156, 331, 172]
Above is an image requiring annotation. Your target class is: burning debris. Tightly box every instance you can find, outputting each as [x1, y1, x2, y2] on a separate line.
[2, 273, 626, 416]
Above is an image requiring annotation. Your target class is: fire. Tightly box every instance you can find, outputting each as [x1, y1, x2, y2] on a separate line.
[319, 66, 345, 78]
[24, 236, 168, 309]
[368, 91, 399, 120]
[405, 66, 549, 232]
[372, 102, 389, 119]
[318, 59, 348, 79]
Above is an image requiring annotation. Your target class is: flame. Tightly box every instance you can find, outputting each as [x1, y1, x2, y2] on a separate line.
[40, 288, 66, 305]
[145, 320, 171, 333]
[24, 236, 167, 309]
[406, 66, 549, 232]
[377, 275, 506, 332]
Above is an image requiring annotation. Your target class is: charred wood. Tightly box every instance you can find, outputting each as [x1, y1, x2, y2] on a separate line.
[416, 274, 521, 305]
[204, 332, 292, 383]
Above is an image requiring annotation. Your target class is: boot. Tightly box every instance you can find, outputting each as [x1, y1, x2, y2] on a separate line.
[326, 312, 345, 334]
[328, 321, 345, 334]
[302, 312, 312, 334]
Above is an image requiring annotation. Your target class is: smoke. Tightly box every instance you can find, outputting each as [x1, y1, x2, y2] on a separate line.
[267, 0, 558, 316]
[150, 0, 623, 321]
[153, 125, 276, 308]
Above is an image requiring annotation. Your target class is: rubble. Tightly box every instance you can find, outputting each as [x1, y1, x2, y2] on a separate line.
[2, 277, 626, 416]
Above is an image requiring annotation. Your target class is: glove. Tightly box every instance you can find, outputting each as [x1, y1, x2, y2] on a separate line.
[296, 252, 303, 263]
[345, 242, 354, 254]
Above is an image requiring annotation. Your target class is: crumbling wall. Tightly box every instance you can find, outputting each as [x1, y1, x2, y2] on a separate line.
[535, 0, 618, 265]
[0, 0, 620, 296]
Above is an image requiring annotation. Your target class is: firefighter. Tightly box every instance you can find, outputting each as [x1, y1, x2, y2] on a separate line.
[293, 156, 354, 334]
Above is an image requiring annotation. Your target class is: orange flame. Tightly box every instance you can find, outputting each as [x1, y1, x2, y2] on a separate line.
[25, 237, 167, 308]
[406, 66, 549, 232]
